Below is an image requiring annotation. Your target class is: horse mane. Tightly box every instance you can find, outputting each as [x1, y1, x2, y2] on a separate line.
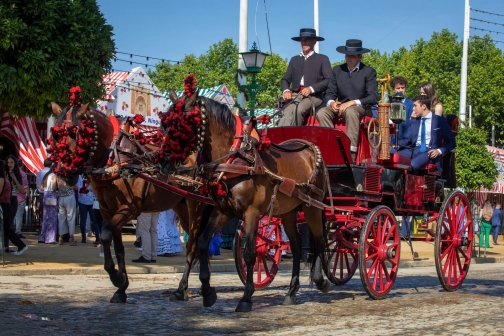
[199, 97, 236, 130]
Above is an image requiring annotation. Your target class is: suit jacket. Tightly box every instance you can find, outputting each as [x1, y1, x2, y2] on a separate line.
[281, 53, 332, 98]
[398, 113, 456, 170]
[324, 62, 378, 106]
[404, 98, 414, 120]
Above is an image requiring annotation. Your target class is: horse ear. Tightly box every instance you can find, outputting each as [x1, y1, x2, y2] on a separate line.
[168, 89, 178, 104]
[184, 91, 198, 110]
[76, 103, 90, 119]
[51, 102, 62, 116]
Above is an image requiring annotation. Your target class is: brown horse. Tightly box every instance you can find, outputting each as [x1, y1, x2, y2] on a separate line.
[50, 102, 212, 303]
[163, 90, 331, 312]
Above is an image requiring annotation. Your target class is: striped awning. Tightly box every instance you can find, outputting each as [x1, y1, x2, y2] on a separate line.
[0, 110, 47, 174]
[162, 84, 235, 109]
[101, 71, 130, 100]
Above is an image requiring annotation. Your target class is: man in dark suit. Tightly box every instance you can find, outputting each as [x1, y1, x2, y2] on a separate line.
[317, 39, 378, 161]
[278, 28, 332, 126]
[398, 95, 455, 173]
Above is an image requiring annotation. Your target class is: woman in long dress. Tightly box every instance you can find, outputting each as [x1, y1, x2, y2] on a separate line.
[156, 209, 183, 256]
[38, 169, 58, 244]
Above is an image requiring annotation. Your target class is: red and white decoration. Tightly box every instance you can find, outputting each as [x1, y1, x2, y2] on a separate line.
[1, 110, 47, 174]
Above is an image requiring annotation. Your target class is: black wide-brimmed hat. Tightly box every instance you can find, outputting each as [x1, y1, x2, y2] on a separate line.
[336, 39, 370, 55]
[291, 28, 324, 41]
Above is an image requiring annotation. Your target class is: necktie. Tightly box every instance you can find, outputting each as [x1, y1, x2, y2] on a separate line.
[420, 117, 427, 153]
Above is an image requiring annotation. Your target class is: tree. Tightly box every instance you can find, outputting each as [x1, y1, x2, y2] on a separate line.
[456, 127, 497, 191]
[467, 35, 504, 145]
[0, 0, 115, 117]
[149, 39, 238, 99]
[148, 38, 288, 109]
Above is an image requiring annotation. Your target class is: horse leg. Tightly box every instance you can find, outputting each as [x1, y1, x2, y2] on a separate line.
[198, 209, 229, 308]
[235, 209, 261, 312]
[170, 202, 211, 301]
[109, 227, 130, 303]
[280, 210, 303, 305]
[303, 205, 331, 293]
[101, 208, 132, 303]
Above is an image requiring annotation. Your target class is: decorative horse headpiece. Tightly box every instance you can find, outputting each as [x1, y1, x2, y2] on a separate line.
[152, 74, 207, 166]
[47, 86, 99, 177]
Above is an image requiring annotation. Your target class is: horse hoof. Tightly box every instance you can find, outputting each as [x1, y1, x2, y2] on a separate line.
[320, 279, 331, 293]
[235, 301, 253, 312]
[170, 291, 189, 301]
[110, 292, 127, 303]
[202, 287, 217, 307]
[282, 295, 297, 305]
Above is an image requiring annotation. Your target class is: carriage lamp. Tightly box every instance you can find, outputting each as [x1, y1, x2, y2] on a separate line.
[390, 92, 406, 148]
[239, 42, 269, 116]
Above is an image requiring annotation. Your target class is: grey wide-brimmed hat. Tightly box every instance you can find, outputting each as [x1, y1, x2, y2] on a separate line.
[336, 39, 370, 55]
[291, 28, 324, 41]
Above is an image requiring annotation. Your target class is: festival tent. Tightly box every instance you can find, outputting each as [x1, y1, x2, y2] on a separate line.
[98, 67, 168, 128]
[472, 145, 504, 206]
[0, 110, 47, 174]
[162, 84, 235, 110]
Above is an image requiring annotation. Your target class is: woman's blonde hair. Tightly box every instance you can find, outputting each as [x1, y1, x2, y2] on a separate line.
[482, 202, 493, 221]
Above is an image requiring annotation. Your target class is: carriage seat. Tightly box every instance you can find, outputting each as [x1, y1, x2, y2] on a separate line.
[304, 114, 373, 132]
[377, 153, 411, 170]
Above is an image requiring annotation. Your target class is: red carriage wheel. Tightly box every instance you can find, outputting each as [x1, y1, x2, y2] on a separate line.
[233, 217, 283, 290]
[358, 206, 400, 299]
[435, 190, 473, 291]
[325, 222, 359, 285]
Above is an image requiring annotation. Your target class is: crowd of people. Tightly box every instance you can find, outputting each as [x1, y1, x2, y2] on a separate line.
[0, 156, 194, 261]
[479, 202, 503, 248]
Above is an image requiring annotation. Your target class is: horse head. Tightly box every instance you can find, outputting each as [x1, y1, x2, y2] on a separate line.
[49, 98, 113, 186]
[157, 83, 235, 175]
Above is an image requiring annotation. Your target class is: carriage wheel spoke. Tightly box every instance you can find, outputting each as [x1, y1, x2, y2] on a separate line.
[332, 251, 340, 275]
[381, 260, 391, 281]
[256, 256, 262, 283]
[457, 246, 469, 261]
[368, 257, 379, 280]
[440, 242, 453, 261]
[365, 252, 378, 261]
[262, 255, 270, 278]
[344, 253, 351, 276]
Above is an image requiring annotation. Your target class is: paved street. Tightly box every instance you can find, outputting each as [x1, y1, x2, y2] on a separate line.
[1, 263, 503, 335]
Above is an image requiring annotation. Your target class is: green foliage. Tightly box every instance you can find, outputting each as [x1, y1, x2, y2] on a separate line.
[148, 38, 288, 108]
[0, 0, 115, 117]
[149, 39, 239, 99]
[456, 127, 498, 191]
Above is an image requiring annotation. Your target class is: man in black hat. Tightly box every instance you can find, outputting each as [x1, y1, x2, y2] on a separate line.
[278, 28, 332, 126]
[317, 39, 378, 162]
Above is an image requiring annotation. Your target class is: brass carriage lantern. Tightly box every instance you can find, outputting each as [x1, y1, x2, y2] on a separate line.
[239, 42, 269, 116]
[390, 92, 406, 148]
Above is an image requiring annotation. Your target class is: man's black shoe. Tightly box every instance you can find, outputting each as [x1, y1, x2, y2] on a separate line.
[132, 256, 151, 263]
[151, 259, 157, 263]
[18, 234, 26, 239]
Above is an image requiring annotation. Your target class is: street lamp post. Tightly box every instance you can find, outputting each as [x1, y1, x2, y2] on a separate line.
[239, 42, 269, 116]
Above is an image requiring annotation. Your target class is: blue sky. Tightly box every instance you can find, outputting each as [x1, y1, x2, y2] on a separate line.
[97, 0, 504, 69]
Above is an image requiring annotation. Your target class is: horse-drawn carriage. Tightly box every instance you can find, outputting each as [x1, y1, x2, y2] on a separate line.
[234, 104, 472, 299]
[48, 76, 472, 312]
